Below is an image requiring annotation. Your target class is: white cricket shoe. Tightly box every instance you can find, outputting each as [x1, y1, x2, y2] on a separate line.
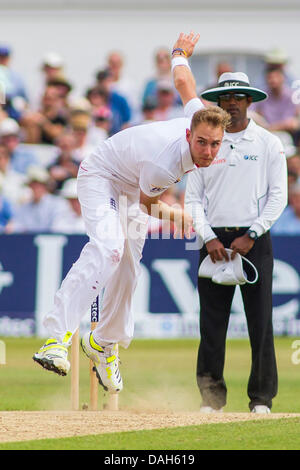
[251, 405, 271, 414]
[81, 331, 123, 394]
[33, 334, 71, 376]
[200, 406, 223, 413]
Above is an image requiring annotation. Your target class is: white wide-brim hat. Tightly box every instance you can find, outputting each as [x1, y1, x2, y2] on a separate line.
[198, 249, 258, 286]
[60, 178, 78, 199]
[43, 52, 64, 68]
[201, 72, 268, 103]
[0, 118, 20, 137]
[27, 166, 49, 184]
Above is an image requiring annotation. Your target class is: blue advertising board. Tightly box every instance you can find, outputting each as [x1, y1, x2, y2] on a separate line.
[0, 234, 299, 338]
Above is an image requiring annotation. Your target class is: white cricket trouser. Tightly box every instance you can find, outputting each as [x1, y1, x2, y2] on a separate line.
[43, 171, 148, 348]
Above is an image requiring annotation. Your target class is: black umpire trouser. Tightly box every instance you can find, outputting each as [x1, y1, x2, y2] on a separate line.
[197, 227, 278, 411]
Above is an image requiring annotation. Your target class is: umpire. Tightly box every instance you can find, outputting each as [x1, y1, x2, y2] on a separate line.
[184, 72, 288, 413]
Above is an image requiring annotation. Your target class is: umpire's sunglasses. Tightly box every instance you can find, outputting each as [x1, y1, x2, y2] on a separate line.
[219, 93, 249, 101]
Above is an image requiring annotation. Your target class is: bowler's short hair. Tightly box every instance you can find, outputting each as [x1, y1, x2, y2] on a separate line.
[191, 107, 231, 132]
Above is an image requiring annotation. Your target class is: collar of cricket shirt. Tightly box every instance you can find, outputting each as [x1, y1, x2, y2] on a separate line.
[181, 135, 198, 173]
[223, 118, 257, 144]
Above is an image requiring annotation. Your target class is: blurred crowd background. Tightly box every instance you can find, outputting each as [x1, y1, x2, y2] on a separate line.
[0, 43, 299, 236]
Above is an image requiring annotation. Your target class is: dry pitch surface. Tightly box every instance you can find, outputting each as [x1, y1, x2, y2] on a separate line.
[1, 411, 300, 443]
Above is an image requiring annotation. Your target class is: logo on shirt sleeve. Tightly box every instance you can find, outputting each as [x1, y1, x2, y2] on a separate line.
[211, 158, 226, 165]
[110, 197, 117, 210]
[150, 185, 168, 193]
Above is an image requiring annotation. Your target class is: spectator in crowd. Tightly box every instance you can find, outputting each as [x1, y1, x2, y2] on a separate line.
[271, 131, 300, 197]
[106, 50, 139, 116]
[42, 52, 65, 83]
[70, 96, 107, 145]
[271, 182, 300, 234]
[12, 166, 66, 233]
[47, 131, 79, 192]
[130, 96, 159, 126]
[70, 110, 94, 162]
[201, 61, 233, 106]
[95, 69, 131, 135]
[287, 153, 300, 183]
[47, 74, 73, 109]
[255, 47, 295, 90]
[142, 47, 181, 106]
[215, 62, 233, 84]
[31, 52, 65, 110]
[52, 178, 85, 234]
[152, 79, 183, 121]
[0, 117, 38, 174]
[287, 153, 300, 203]
[21, 85, 69, 144]
[87, 105, 112, 146]
[139, 97, 158, 124]
[262, 51, 299, 144]
[0, 104, 8, 123]
[70, 96, 92, 114]
[287, 169, 299, 198]
[0, 143, 28, 208]
[252, 66, 300, 138]
[86, 86, 109, 112]
[0, 173, 14, 233]
[0, 45, 28, 121]
[270, 131, 300, 204]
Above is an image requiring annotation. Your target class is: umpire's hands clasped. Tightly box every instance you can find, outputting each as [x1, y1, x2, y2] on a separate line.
[205, 238, 229, 264]
[230, 234, 255, 259]
[206, 233, 254, 263]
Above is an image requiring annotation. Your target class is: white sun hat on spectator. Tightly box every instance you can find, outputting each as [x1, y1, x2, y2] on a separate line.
[60, 178, 78, 199]
[265, 47, 288, 65]
[157, 79, 174, 92]
[43, 52, 64, 68]
[198, 249, 258, 286]
[69, 97, 92, 113]
[27, 166, 49, 184]
[0, 118, 20, 137]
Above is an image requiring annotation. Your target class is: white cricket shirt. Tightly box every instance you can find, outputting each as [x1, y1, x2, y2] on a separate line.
[80, 99, 203, 197]
[184, 98, 288, 241]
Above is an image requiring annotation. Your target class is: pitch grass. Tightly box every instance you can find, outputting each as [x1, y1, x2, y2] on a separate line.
[1, 419, 300, 450]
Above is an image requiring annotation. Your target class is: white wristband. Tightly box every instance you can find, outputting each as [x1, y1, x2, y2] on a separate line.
[171, 56, 191, 72]
[204, 234, 218, 244]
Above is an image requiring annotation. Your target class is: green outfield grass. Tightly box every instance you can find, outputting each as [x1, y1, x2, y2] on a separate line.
[0, 336, 299, 413]
[0, 336, 300, 450]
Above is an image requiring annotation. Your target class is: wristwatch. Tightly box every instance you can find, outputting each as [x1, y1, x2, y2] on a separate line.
[246, 229, 258, 241]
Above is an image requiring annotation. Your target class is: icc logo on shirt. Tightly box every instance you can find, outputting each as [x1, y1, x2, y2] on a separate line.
[244, 155, 258, 161]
